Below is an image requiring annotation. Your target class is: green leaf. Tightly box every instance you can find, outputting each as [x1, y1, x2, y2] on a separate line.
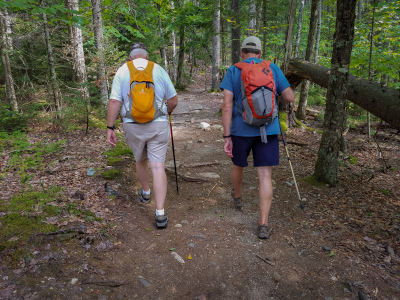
[169, 248, 176, 251]
[329, 251, 335, 257]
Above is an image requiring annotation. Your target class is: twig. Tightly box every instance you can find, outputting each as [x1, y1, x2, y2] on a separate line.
[36, 227, 86, 236]
[207, 183, 218, 197]
[81, 280, 128, 287]
[255, 254, 275, 266]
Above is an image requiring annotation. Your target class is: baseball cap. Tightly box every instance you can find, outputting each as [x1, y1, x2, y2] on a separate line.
[241, 36, 261, 51]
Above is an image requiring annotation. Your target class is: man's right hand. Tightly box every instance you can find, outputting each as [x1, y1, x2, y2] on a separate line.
[223, 137, 233, 158]
[107, 129, 117, 148]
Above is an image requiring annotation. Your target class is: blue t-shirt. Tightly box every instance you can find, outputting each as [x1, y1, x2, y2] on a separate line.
[219, 58, 290, 136]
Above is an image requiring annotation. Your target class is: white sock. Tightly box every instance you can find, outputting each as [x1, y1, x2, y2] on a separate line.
[143, 189, 151, 195]
[156, 209, 164, 216]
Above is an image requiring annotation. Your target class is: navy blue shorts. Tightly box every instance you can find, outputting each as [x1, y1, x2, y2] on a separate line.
[231, 135, 279, 167]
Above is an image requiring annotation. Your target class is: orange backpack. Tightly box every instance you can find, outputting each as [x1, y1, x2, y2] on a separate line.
[234, 60, 277, 143]
[123, 61, 164, 123]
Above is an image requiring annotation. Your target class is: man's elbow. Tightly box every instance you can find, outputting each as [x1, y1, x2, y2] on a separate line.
[280, 88, 295, 103]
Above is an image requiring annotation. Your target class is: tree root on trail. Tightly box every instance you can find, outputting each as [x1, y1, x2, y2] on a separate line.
[81, 280, 128, 287]
[165, 167, 211, 182]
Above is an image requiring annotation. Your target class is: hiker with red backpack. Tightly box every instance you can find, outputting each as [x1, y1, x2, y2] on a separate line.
[220, 36, 295, 239]
[107, 42, 178, 229]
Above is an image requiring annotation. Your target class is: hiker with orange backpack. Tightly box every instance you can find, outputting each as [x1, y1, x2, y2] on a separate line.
[107, 42, 178, 229]
[220, 36, 295, 239]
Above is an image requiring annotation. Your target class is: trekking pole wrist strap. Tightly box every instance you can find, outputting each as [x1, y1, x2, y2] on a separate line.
[223, 134, 231, 138]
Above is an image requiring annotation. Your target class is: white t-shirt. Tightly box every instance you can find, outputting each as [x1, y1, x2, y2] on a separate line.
[109, 58, 177, 122]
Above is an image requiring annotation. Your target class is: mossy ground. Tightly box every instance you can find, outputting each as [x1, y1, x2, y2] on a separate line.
[0, 187, 102, 265]
[301, 174, 329, 188]
[101, 169, 123, 180]
[103, 141, 133, 157]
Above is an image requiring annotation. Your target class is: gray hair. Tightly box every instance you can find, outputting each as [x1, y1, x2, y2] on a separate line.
[129, 48, 148, 59]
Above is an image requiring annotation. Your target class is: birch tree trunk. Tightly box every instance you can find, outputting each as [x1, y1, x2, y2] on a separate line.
[0, 9, 17, 111]
[42, 8, 62, 112]
[294, 0, 305, 58]
[296, 0, 319, 120]
[247, 0, 256, 36]
[65, 0, 88, 97]
[314, 0, 357, 186]
[91, 0, 108, 104]
[230, 0, 241, 64]
[170, 1, 177, 82]
[212, 0, 220, 91]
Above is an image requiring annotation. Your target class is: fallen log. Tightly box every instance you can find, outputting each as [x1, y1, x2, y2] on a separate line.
[286, 59, 400, 131]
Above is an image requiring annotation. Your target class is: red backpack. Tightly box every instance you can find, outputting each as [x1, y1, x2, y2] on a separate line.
[234, 60, 278, 143]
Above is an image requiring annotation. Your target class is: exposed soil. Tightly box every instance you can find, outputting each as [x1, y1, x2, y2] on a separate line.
[1, 79, 400, 300]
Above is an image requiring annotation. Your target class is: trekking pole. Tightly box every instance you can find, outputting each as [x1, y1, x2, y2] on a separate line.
[169, 114, 179, 194]
[279, 122, 304, 210]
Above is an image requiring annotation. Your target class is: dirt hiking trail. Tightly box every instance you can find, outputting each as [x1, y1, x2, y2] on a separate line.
[1, 85, 399, 300]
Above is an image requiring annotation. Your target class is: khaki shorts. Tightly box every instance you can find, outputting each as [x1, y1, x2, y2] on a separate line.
[123, 121, 170, 163]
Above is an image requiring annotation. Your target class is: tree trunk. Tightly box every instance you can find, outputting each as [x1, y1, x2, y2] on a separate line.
[296, 0, 319, 120]
[262, 0, 267, 60]
[170, 1, 177, 82]
[157, 4, 168, 71]
[313, 0, 322, 64]
[247, 0, 256, 36]
[221, 14, 226, 75]
[0, 9, 17, 111]
[314, 0, 357, 186]
[65, 0, 88, 97]
[212, 0, 220, 91]
[286, 59, 400, 131]
[3, 7, 12, 50]
[282, 0, 297, 74]
[91, 0, 108, 104]
[294, 0, 305, 58]
[230, 0, 241, 64]
[42, 8, 62, 112]
[357, 0, 362, 20]
[175, 24, 185, 89]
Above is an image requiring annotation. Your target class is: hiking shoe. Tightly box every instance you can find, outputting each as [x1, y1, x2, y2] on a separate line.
[257, 224, 270, 239]
[155, 214, 169, 228]
[138, 188, 151, 204]
[233, 197, 243, 209]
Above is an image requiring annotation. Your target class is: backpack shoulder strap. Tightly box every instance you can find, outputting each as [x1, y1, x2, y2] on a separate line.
[143, 61, 155, 82]
[127, 60, 138, 77]
[234, 62, 249, 70]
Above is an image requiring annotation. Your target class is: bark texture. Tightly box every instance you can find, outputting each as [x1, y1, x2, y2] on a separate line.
[230, 0, 241, 64]
[212, 0, 220, 91]
[282, 0, 297, 74]
[296, 0, 319, 120]
[170, 1, 177, 82]
[0, 9, 17, 111]
[42, 10, 62, 111]
[65, 0, 88, 96]
[91, 0, 108, 104]
[286, 59, 400, 131]
[294, 0, 305, 58]
[175, 24, 185, 89]
[247, 0, 256, 36]
[314, 0, 357, 185]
